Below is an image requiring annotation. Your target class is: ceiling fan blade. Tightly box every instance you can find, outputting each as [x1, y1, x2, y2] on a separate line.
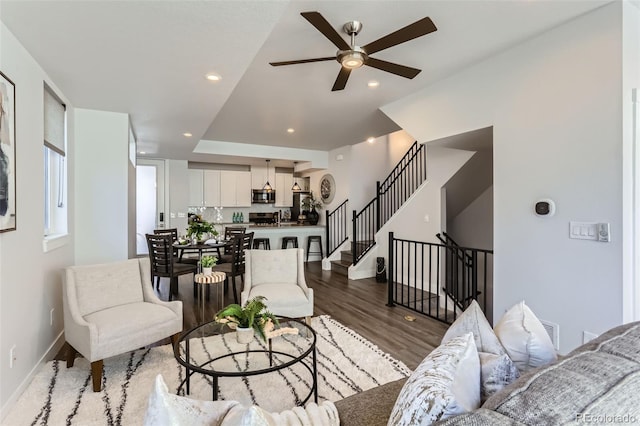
[301, 11, 351, 51]
[332, 67, 351, 91]
[362, 17, 437, 55]
[270, 57, 336, 66]
[365, 57, 421, 79]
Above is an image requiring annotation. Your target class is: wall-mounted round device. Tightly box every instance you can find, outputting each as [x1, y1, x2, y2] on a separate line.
[535, 199, 556, 217]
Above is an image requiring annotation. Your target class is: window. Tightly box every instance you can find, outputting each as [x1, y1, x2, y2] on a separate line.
[43, 84, 67, 245]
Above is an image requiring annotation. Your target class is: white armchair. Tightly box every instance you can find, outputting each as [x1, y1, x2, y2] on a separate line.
[63, 257, 183, 392]
[241, 248, 313, 325]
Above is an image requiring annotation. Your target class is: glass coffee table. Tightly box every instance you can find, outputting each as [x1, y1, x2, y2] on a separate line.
[173, 317, 317, 406]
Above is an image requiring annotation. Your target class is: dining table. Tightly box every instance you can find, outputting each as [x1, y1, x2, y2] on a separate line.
[173, 240, 231, 265]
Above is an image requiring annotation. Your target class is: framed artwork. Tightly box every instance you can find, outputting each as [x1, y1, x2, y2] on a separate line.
[0, 71, 16, 232]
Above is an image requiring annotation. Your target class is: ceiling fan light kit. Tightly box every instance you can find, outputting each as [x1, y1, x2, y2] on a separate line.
[269, 11, 437, 91]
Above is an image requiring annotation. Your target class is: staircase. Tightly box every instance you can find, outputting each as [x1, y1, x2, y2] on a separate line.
[327, 141, 427, 276]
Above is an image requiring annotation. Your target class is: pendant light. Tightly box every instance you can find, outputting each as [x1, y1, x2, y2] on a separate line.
[291, 161, 301, 191]
[263, 159, 273, 191]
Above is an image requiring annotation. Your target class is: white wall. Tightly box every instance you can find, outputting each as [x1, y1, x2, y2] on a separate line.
[382, 3, 626, 353]
[448, 186, 494, 251]
[622, 1, 640, 322]
[387, 130, 416, 169]
[167, 159, 189, 233]
[0, 22, 74, 417]
[74, 109, 130, 264]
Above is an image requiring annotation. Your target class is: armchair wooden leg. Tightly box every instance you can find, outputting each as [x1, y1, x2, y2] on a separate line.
[170, 332, 180, 347]
[305, 316, 312, 327]
[91, 360, 104, 392]
[66, 344, 78, 368]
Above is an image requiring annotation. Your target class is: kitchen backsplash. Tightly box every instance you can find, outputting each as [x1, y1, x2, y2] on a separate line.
[189, 204, 292, 224]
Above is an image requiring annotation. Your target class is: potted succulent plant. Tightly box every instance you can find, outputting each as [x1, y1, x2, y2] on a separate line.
[214, 296, 279, 344]
[200, 255, 217, 275]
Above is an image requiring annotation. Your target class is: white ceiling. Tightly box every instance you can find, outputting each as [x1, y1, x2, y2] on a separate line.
[0, 0, 608, 166]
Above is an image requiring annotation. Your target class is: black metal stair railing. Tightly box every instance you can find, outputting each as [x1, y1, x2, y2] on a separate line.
[325, 199, 349, 257]
[387, 232, 493, 324]
[352, 141, 427, 265]
[436, 232, 478, 311]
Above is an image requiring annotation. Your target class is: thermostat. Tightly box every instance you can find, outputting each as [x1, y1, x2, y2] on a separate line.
[535, 199, 555, 217]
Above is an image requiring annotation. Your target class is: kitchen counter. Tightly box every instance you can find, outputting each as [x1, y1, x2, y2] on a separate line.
[237, 224, 325, 261]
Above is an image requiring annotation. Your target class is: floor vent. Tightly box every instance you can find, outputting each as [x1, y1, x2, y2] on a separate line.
[540, 319, 560, 351]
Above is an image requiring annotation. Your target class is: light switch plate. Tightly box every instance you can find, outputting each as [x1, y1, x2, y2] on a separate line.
[569, 222, 598, 240]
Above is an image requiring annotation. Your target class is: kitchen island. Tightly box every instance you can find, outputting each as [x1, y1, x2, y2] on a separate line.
[227, 223, 325, 261]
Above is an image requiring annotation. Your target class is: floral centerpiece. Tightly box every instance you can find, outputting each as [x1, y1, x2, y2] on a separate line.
[187, 215, 217, 242]
[215, 296, 279, 343]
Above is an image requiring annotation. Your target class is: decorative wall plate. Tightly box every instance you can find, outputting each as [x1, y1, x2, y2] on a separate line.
[320, 174, 335, 204]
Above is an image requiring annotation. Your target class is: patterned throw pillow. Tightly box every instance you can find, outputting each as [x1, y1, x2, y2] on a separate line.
[442, 300, 520, 401]
[494, 301, 557, 373]
[387, 333, 480, 426]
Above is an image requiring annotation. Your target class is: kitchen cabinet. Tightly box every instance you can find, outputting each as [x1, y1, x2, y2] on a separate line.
[275, 173, 293, 207]
[189, 169, 204, 206]
[251, 165, 276, 190]
[189, 169, 221, 206]
[220, 170, 251, 207]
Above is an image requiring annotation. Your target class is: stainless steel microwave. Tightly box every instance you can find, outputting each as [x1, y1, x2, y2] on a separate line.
[252, 189, 276, 204]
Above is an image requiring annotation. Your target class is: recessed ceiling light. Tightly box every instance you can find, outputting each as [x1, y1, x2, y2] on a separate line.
[367, 80, 380, 88]
[183, 132, 192, 137]
[287, 128, 295, 134]
[205, 73, 221, 81]
[367, 137, 375, 143]
[139, 151, 146, 154]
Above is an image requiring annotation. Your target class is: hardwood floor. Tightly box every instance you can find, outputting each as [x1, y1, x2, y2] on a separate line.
[56, 261, 448, 370]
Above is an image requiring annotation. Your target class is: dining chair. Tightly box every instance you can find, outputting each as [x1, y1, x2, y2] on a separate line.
[212, 231, 254, 303]
[221, 226, 246, 263]
[146, 233, 197, 300]
[154, 228, 181, 259]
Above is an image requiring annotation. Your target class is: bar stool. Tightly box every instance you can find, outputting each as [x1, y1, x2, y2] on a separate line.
[253, 238, 271, 250]
[306, 235, 324, 261]
[281, 236, 298, 249]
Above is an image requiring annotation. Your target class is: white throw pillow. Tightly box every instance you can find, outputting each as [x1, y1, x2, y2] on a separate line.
[144, 374, 340, 426]
[441, 301, 520, 400]
[441, 300, 506, 355]
[388, 333, 480, 426]
[494, 301, 557, 373]
[143, 374, 238, 426]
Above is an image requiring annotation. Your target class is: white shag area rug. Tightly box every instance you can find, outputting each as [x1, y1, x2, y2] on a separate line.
[3, 316, 411, 425]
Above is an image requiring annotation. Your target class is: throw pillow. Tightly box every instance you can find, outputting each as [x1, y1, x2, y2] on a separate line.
[143, 374, 238, 426]
[441, 300, 520, 400]
[387, 333, 480, 426]
[478, 352, 519, 402]
[441, 300, 506, 355]
[144, 374, 340, 426]
[494, 300, 557, 373]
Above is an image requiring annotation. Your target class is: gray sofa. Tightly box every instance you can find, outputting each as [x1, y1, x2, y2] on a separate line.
[334, 321, 640, 425]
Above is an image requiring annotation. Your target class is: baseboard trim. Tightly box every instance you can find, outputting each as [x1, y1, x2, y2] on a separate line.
[0, 331, 65, 422]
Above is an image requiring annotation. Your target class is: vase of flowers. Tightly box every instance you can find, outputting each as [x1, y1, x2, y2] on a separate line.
[301, 191, 323, 225]
[214, 296, 279, 343]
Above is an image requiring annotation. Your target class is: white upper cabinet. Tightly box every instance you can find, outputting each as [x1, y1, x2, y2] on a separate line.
[220, 170, 251, 207]
[275, 173, 293, 207]
[203, 170, 221, 207]
[251, 165, 276, 189]
[190, 169, 222, 207]
[189, 169, 204, 206]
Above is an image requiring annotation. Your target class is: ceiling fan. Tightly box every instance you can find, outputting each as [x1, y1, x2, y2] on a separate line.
[270, 11, 437, 91]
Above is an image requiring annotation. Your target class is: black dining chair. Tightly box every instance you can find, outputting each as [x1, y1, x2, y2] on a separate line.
[221, 226, 246, 263]
[146, 233, 197, 300]
[212, 231, 254, 303]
